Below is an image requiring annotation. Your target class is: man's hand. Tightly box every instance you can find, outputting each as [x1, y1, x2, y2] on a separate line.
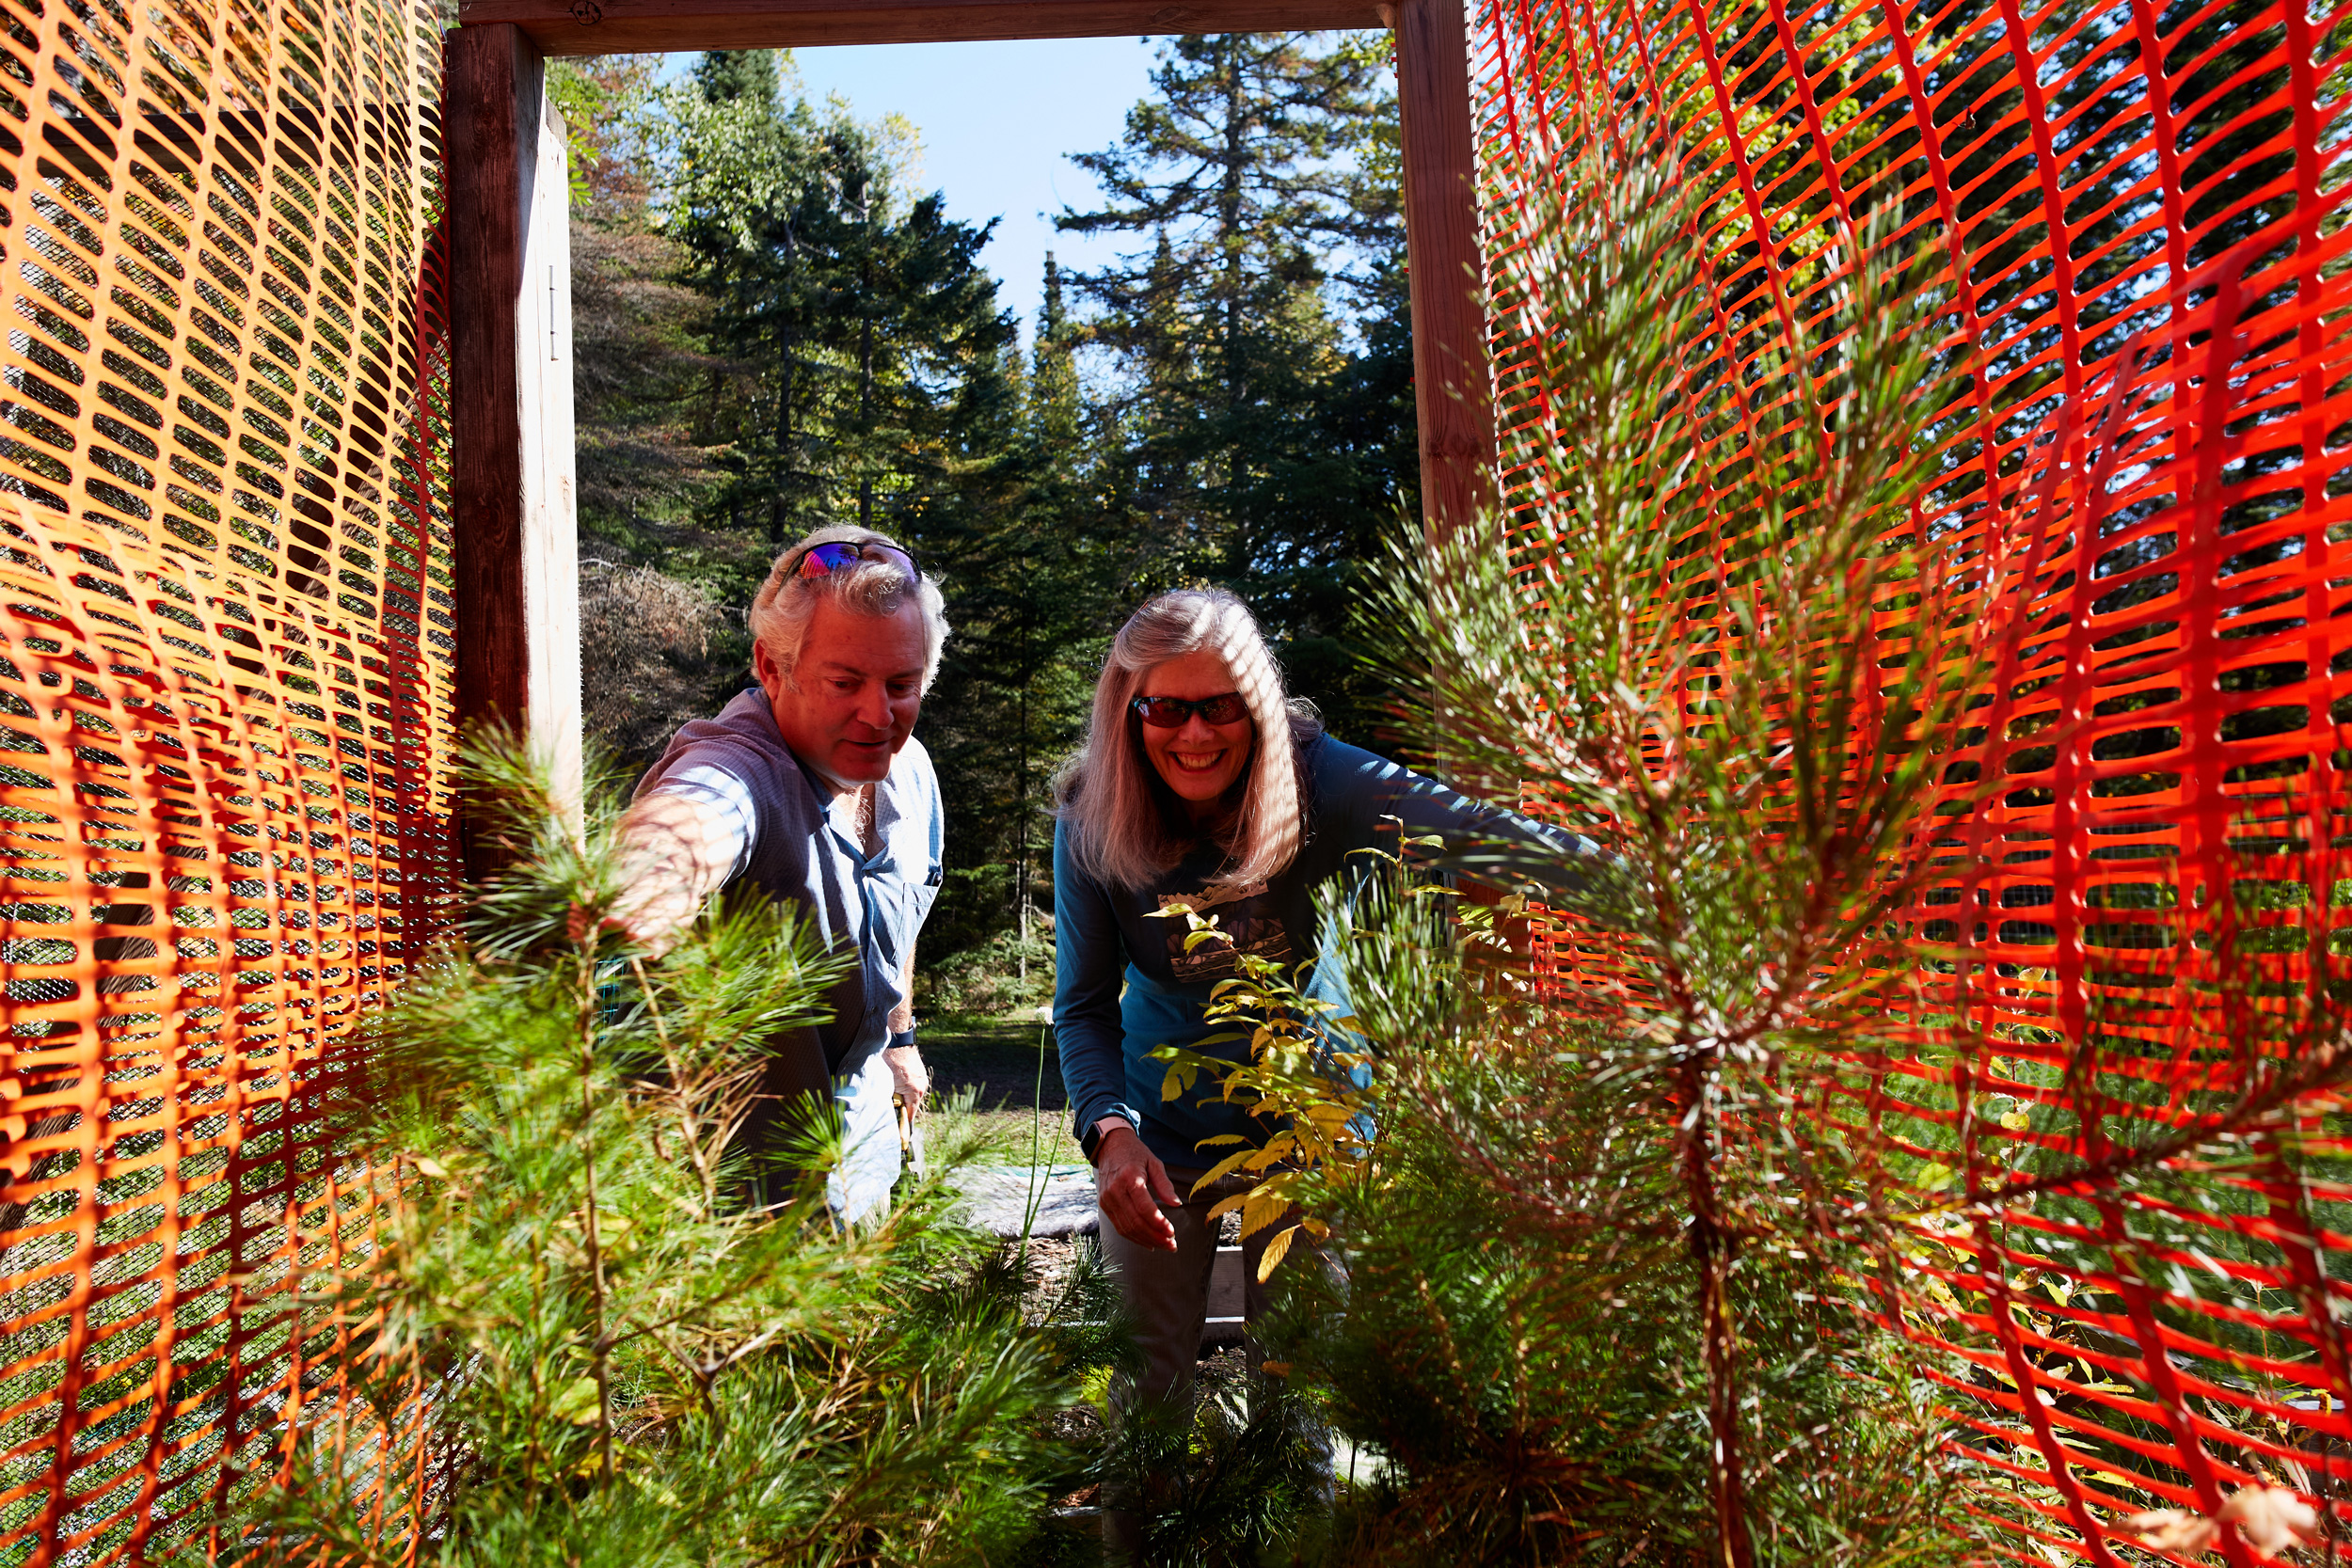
[589, 793, 738, 957]
[883, 1043, 930, 1115]
[1093, 1122, 1179, 1250]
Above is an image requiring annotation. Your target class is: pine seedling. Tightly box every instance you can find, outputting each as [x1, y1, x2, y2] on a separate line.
[1225, 110, 2352, 1566]
[1174, 121, 2053, 1562]
[195, 732, 1078, 1568]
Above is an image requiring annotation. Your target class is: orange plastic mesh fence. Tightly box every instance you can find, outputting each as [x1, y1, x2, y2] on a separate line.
[1475, 0, 2352, 1559]
[0, 0, 454, 1555]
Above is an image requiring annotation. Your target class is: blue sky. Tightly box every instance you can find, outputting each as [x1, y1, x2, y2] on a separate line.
[785, 39, 1164, 341]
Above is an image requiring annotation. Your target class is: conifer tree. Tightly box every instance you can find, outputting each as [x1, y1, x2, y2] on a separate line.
[910, 257, 1136, 975]
[1057, 33, 1389, 563]
[668, 52, 1014, 555]
[1170, 132, 2050, 1564]
[558, 52, 723, 562]
[192, 740, 1103, 1565]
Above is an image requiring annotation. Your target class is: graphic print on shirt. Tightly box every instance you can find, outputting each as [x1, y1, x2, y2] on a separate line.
[1156, 881, 1293, 982]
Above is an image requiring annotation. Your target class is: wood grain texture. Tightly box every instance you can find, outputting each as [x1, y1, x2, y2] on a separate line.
[447, 23, 527, 761]
[447, 23, 583, 870]
[1389, 0, 1496, 543]
[521, 87, 585, 812]
[457, 0, 1380, 54]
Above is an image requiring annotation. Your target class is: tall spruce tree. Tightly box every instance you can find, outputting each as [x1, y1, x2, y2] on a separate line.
[1057, 34, 1390, 549]
[1057, 32, 1414, 742]
[669, 52, 1015, 558]
[910, 257, 1139, 974]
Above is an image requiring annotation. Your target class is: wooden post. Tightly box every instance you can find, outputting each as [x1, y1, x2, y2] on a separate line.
[445, 24, 582, 874]
[1387, 0, 1497, 543]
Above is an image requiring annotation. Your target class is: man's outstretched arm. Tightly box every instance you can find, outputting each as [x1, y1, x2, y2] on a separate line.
[604, 790, 744, 955]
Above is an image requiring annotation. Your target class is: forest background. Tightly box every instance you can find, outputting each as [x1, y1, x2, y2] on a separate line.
[559, 39, 1417, 1009]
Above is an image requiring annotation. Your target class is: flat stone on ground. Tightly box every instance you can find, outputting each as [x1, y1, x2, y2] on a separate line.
[949, 1164, 1099, 1238]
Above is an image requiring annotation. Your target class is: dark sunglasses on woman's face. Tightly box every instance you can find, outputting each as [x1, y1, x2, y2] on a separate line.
[1131, 692, 1248, 728]
[791, 539, 923, 583]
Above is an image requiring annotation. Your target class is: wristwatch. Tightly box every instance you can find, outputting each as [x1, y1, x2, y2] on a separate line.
[1080, 1115, 1133, 1165]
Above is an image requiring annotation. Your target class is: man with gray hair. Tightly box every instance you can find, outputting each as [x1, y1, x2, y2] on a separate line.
[612, 525, 949, 1221]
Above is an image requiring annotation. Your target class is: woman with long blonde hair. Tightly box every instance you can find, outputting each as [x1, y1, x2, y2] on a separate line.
[1053, 589, 1601, 1548]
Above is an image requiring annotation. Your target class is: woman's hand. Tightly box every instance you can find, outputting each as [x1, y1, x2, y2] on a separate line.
[1093, 1122, 1180, 1250]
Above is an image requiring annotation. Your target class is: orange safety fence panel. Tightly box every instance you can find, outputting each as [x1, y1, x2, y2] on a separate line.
[1474, 0, 2352, 1560]
[0, 0, 454, 1556]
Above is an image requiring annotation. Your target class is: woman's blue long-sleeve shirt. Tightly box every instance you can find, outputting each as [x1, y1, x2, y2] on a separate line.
[1053, 733, 1599, 1170]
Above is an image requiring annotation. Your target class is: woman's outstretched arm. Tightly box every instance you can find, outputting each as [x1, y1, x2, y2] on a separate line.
[1052, 822, 1179, 1249]
[1331, 740, 1618, 911]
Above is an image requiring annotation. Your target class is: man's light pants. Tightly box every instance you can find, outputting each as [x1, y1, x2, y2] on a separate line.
[830, 1043, 902, 1224]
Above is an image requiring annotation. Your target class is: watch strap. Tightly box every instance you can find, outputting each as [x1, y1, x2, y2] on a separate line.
[1081, 1115, 1134, 1165]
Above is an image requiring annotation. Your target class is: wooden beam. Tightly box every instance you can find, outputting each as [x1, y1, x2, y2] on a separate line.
[459, 0, 1382, 55]
[1387, 0, 1496, 543]
[445, 24, 583, 874]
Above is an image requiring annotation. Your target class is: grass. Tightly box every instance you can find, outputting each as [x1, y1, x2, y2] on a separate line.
[922, 1009, 1083, 1166]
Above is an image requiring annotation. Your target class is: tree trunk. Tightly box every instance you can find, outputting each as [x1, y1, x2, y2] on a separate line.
[1219, 39, 1246, 491]
[771, 227, 798, 548]
[1678, 1052, 1755, 1568]
[858, 261, 875, 531]
[1015, 605, 1033, 982]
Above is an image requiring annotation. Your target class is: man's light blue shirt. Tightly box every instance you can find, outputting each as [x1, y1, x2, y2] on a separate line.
[635, 687, 944, 1216]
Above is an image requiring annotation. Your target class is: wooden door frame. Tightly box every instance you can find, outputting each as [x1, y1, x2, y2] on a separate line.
[443, 0, 1493, 850]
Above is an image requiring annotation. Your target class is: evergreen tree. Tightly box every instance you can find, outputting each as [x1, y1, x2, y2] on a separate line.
[1057, 33, 1391, 564]
[1174, 137, 2026, 1565]
[669, 52, 1015, 556]
[558, 55, 745, 772]
[1056, 32, 1414, 743]
[558, 50, 723, 559]
[198, 740, 1105, 1565]
[910, 258, 1139, 980]
[1220, 248, 1417, 746]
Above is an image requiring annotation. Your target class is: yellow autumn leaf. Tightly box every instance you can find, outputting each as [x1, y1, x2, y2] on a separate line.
[1192, 1149, 1257, 1191]
[1257, 1224, 1297, 1281]
[1239, 1191, 1291, 1240]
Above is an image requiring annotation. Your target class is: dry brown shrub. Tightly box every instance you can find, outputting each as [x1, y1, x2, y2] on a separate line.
[580, 562, 739, 769]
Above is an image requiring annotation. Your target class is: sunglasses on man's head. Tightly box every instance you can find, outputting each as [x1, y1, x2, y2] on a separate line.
[791, 539, 922, 583]
[1131, 692, 1248, 728]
